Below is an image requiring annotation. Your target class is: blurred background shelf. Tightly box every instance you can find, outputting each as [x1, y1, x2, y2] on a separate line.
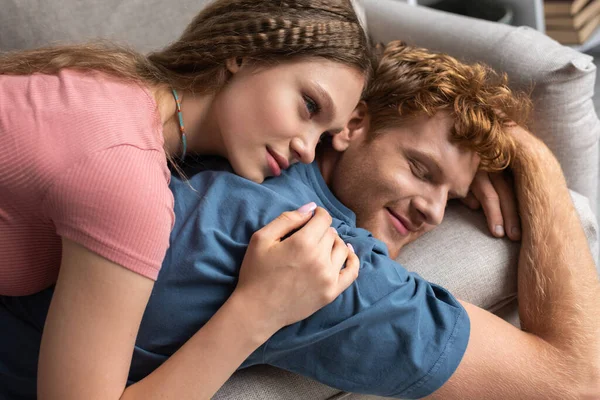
[570, 25, 600, 52]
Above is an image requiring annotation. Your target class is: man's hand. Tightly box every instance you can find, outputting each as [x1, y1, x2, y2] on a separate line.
[429, 124, 600, 399]
[461, 170, 521, 241]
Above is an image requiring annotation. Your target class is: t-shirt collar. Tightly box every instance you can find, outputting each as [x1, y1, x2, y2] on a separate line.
[306, 161, 356, 227]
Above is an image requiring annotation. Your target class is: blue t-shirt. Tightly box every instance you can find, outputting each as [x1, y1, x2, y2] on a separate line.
[130, 160, 470, 399]
[0, 160, 469, 399]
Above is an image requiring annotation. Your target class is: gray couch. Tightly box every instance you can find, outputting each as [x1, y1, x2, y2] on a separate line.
[2, 0, 598, 399]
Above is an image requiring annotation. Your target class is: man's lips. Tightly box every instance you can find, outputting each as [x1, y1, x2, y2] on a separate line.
[266, 147, 289, 177]
[386, 208, 412, 236]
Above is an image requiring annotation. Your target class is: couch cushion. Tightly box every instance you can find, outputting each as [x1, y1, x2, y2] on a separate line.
[397, 190, 599, 311]
[213, 365, 342, 400]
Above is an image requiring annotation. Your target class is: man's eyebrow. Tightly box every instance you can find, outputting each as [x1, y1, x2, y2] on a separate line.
[408, 149, 469, 199]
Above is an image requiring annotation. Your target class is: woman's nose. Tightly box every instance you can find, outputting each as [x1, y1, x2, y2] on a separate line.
[290, 137, 316, 164]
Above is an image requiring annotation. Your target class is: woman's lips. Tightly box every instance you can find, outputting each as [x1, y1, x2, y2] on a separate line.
[266, 147, 290, 177]
[386, 208, 409, 236]
[266, 149, 282, 177]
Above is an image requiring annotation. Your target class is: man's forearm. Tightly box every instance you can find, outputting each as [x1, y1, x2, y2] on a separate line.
[513, 134, 600, 381]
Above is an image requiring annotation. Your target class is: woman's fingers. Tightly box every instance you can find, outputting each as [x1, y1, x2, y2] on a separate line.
[330, 233, 349, 266]
[295, 206, 334, 243]
[336, 245, 360, 293]
[254, 202, 317, 243]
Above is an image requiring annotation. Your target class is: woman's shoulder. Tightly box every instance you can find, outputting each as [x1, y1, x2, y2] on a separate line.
[1, 68, 163, 151]
[63, 69, 164, 148]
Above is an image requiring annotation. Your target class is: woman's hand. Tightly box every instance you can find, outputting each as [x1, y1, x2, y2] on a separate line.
[233, 202, 360, 334]
[461, 171, 522, 241]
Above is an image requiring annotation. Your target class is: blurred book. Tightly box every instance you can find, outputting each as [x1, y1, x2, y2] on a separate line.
[544, 0, 590, 16]
[546, 13, 600, 43]
[546, 0, 600, 28]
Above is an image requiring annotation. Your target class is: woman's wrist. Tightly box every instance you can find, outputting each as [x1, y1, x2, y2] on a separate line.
[224, 291, 281, 346]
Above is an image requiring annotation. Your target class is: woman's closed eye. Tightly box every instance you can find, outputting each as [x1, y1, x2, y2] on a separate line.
[303, 95, 321, 117]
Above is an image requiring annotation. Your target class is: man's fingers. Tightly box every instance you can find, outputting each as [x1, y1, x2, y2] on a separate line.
[336, 245, 360, 293]
[490, 172, 521, 241]
[471, 171, 505, 238]
[461, 191, 481, 210]
[255, 202, 316, 242]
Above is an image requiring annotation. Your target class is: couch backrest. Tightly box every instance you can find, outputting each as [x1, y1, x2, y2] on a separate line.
[0, 0, 210, 53]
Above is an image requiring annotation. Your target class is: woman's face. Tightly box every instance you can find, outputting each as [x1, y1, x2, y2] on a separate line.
[212, 57, 365, 183]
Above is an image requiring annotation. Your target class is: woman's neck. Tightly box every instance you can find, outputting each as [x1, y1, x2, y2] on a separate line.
[151, 85, 225, 159]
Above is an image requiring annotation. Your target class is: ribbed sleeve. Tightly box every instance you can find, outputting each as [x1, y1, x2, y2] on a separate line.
[43, 146, 174, 280]
[0, 69, 171, 296]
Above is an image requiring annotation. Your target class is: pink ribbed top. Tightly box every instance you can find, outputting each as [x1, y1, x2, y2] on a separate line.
[0, 69, 174, 296]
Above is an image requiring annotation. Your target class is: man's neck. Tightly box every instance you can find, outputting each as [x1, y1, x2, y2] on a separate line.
[316, 143, 341, 188]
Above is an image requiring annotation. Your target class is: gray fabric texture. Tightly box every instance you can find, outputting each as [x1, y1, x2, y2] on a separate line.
[212, 365, 340, 400]
[0, 0, 207, 52]
[362, 0, 600, 208]
[1, 1, 598, 399]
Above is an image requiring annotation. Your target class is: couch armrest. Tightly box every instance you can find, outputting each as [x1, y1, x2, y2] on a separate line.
[360, 0, 600, 208]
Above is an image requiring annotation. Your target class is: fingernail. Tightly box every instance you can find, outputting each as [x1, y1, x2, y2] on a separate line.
[347, 243, 354, 253]
[331, 227, 338, 235]
[511, 227, 521, 237]
[495, 225, 505, 237]
[297, 202, 317, 214]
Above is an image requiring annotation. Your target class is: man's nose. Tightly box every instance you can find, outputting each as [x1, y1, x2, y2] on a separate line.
[414, 190, 446, 227]
[290, 136, 316, 164]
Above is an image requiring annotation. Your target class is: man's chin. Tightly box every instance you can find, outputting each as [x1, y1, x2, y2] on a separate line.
[387, 237, 411, 259]
[357, 215, 425, 257]
[379, 230, 423, 259]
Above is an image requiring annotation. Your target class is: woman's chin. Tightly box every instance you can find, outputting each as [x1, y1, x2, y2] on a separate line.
[243, 169, 266, 184]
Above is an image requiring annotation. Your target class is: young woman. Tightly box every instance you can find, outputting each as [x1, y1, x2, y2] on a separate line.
[0, 0, 371, 398]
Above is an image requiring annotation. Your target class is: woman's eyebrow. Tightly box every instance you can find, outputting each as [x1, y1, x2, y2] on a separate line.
[311, 81, 336, 119]
[311, 81, 347, 133]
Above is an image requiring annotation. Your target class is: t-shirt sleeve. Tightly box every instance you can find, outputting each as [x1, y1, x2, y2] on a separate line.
[43, 145, 175, 280]
[255, 227, 470, 399]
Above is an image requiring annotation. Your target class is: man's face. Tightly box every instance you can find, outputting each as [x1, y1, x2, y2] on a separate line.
[329, 112, 480, 258]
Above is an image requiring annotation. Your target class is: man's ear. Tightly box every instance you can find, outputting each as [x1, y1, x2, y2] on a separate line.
[225, 57, 245, 74]
[331, 101, 370, 152]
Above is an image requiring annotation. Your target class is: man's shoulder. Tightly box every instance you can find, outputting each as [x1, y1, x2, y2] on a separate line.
[169, 162, 320, 240]
[172, 161, 317, 204]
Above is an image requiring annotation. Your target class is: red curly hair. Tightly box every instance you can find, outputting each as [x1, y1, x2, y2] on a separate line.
[364, 41, 532, 171]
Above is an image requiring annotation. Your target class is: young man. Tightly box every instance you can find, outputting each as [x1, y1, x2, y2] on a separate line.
[4, 43, 599, 399]
[127, 43, 598, 398]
